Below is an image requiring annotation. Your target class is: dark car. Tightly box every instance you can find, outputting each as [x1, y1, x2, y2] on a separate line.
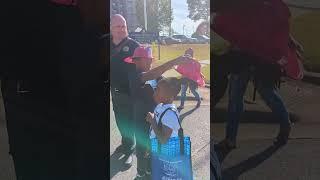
[162, 36, 182, 45]
[172, 35, 198, 44]
[192, 34, 210, 44]
[158, 35, 168, 44]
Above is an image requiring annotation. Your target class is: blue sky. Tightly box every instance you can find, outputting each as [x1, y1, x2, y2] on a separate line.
[171, 0, 203, 36]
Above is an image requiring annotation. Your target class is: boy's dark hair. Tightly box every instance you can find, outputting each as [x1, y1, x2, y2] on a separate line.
[159, 77, 182, 97]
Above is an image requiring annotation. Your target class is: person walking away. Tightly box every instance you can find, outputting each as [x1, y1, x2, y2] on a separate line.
[217, 50, 292, 154]
[212, 29, 232, 107]
[177, 48, 204, 110]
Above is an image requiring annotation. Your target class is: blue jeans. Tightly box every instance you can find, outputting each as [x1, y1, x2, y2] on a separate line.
[180, 83, 201, 107]
[211, 140, 222, 180]
[226, 71, 290, 144]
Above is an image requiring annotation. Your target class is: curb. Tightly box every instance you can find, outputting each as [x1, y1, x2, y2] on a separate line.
[286, 2, 320, 10]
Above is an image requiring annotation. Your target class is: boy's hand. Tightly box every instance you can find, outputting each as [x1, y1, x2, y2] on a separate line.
[200, 73, 205, 79]
[146, 112, 155, 123]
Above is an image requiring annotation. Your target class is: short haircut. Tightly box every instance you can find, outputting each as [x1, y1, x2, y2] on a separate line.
[110, 14, 127, 26]
[158, 77, 182, 97]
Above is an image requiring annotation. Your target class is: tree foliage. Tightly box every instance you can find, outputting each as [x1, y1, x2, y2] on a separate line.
[187, 0, 210, 21]
[136, 0, 173, 32]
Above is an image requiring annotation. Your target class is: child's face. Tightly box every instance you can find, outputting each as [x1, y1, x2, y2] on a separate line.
[153, 82, 172, 104]
[134, 58, 153, 72]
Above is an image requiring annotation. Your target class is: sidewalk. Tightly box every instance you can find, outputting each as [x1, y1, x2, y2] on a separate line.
[110, 87, 211, 179]
[284, 0, 320, 9]
[213, 79, 320, 180]
[0, 85, 16, 180]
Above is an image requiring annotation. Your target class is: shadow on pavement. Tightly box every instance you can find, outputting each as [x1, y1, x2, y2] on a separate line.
[109, 151, 131, 179]
[212, 108, 300, 124]
[221, 145, 282, 180]
[179, 105, 200, 123]
[175, 96, 204, 101]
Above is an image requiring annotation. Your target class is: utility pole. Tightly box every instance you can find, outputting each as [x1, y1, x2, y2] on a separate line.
[144, 0, 148, 31]
[183, 24, 185, 35]
[169, 0, 172, 36]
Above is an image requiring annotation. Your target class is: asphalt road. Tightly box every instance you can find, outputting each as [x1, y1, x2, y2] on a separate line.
[213, 79, 320, 180]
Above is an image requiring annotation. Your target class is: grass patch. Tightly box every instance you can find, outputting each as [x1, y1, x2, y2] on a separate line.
[291, 12, 320, 72]
[201, 65, 210, 83]
[151, 44, 210, 81]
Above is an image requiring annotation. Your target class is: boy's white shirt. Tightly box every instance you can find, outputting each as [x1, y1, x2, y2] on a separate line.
[150, 103, 180, 139]
[145, 79, 158, 90]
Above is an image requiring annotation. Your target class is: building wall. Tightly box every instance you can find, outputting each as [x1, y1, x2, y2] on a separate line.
[110, 0, 140, 32]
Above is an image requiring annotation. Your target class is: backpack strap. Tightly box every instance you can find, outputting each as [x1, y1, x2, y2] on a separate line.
[158, 107, 182, 129]
[156, 107, 185, 155]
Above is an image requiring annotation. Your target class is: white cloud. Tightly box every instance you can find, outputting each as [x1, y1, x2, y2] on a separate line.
[171, 0, 204, 36]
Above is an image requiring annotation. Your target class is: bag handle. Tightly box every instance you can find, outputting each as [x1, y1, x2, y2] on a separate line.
[156, 107, 185, 155]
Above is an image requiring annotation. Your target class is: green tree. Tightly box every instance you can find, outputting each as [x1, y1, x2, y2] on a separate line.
[136, 0, 173, 32]
[158, 0, 173, 30]
[187, 0, 210, 21]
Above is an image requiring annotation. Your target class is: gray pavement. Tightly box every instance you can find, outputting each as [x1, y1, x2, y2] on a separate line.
[110, 87, 211, 180]
[213, 79, 320, 180]
[0, 125, 15, 180]
[0, 84, 16, 180]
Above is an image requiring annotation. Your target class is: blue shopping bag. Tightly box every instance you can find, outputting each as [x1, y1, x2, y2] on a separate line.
[150, 108, 193, 180]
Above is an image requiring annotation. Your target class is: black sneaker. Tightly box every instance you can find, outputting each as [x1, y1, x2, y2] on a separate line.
[273, 124, 292, 146]
[115, 144, 135, 155]
[145, 171, 151, 180]
[114, 144, 126, 154]
[123, 154, 133, 168]
[134, 173, 147, 180]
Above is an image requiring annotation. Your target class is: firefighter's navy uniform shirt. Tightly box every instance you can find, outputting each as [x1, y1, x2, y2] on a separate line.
[110, 37, 139, 94]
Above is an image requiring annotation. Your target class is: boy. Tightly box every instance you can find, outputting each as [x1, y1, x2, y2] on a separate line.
[126, 46, 191, 180]
[146, 77, 182, 144]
